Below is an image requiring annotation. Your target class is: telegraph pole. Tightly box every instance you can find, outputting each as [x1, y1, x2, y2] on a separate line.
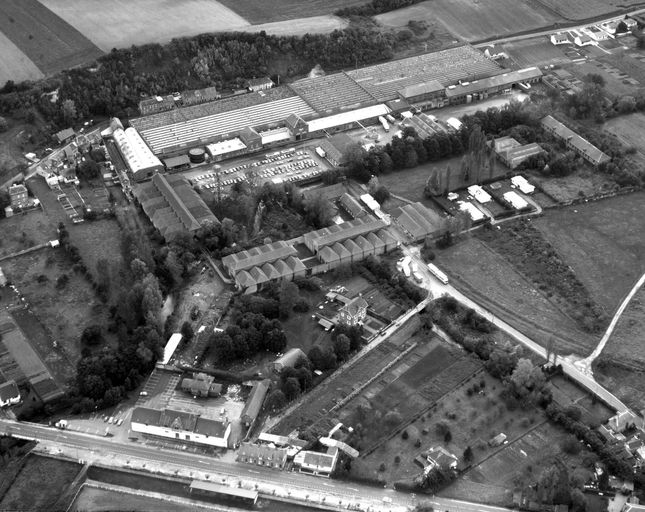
[215, 164, 221, 203]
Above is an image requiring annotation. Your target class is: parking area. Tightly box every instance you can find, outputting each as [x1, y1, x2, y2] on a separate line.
[184, 146, 330, 193]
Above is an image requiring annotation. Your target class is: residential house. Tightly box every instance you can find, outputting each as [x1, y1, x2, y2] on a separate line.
[8, 184, 28, 208]
[425, 446, 459, 472]
[338, 296, 368, 326]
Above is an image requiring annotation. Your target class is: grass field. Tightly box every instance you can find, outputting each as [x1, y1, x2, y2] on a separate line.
[604, 112, 645, 167]
[532, 192, 645, 312]
[566, 59, 641, 98]
[0, 30, 43, 85]
[39, 0, 251, 52]
[0, 455, 81, 511]
[71, 485, 196, 512]
[377, 0, 562, 42]
[437, 237, 594, 355]
[503, 37, 571, 69]
[601, 286, 645, 367]
[530, 168, 618, 203]
[534, 0, 625, 20]
[0, 0, 102, 76]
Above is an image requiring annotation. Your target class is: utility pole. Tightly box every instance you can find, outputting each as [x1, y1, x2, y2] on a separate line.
[215, 164, 221, 203]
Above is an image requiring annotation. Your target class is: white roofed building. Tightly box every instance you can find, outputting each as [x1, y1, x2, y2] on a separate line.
[113, 126, 164, 181]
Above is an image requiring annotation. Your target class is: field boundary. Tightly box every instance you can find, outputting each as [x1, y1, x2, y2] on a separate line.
[360, 359, 484, 457]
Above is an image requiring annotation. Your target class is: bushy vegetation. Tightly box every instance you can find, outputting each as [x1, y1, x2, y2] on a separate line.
[354, 255, 427, 307]
[336, 0, 424, 17]
[478, 219, 608, 333]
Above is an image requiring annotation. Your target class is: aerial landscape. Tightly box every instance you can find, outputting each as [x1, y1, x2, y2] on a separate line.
[1, 0, 645, 511]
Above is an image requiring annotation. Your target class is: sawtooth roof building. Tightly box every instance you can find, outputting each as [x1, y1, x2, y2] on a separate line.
[223, 217, 396, 292]
[134, 173, 218, 241]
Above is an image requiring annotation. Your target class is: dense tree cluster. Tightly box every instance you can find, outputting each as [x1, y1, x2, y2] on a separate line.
[335, 0, 424, 17]
[546, 403, 633, 480]
[0, 27, 400, 127]
[354, 255, 426, 307]
[208, 312, 287, 364]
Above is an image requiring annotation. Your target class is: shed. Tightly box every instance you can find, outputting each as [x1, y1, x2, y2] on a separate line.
[272, 348, 306, 373]
[240, 379, 271, 426]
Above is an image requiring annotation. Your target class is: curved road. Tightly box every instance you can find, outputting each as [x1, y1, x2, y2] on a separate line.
[576, 272, 645, 374]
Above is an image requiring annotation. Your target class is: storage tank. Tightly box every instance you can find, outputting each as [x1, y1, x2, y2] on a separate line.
[188, 147, 206, 163]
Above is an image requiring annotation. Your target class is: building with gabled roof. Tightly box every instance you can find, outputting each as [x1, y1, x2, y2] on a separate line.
[295, 447, 339, 478]
[240, 379, 271, 426]
[353, 235, 374, 258]
[395, 202, 443, 242]
[237, 442, 288, 469]
[134, 173, 218, 241]
[338, 193, 365, 219]
[542, 115, 610, 166]
[303, 217, 386, 252]
[272, 348, 306, 373]
[246, 77, 274, 92]
[130, 406, 231, 448]
[55, 128, 75, 144]
[339, 296, 368, 326]
[425, 446, 459, 471]
[222, 241, 298, 275]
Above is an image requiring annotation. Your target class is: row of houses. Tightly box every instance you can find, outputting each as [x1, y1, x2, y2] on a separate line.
[222, 216, 398, 293]
[541, 115, 610, 167]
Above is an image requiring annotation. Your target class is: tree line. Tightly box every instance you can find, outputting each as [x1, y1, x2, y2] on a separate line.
[0, 26, 402, 129]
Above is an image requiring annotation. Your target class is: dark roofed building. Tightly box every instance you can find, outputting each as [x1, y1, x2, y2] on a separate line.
[246, 77, 274, 92]
[304, 217, 386, 252]
[163, 154, 191, 171]
[398, 80, 446, 108]
[395, 202, 443, 242]
[240, 379, 271, 426]
[318, 133, 357, 167]
[222, 241, 298, 275]
[237, 442, 288, 469]
[134, 173, 219, 241]
[339, 296, 368, 326]
[338, 193, 365, 219]
[131, 406, 231, 447]
[541, 115, 610, 166]
[285, 113, 308, 137]
[181, 373, 223, 397]
[55, 128, 75, 145]
[289, 72, 376, 114]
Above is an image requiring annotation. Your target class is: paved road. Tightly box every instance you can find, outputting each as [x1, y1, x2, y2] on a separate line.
[576, 271, 645, 374]
[400, 246, 632, 414]
[0, 418, 512, 512]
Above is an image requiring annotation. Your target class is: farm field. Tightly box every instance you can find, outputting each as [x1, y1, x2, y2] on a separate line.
[377, 0, 562, 42]
[0, 455, 81, 511]
[532, 192, 645, 313]
[534, 0, 629, 20]
[0, 30, 43, 85]
[604, 112, 645, 167]
[234, 15, 348, 37]
[217, 0, 363, 24]
[39, 0, 249, 51]
[437, 237, 595, 355]
[0, 0, 102, 76]
[601, 286, 645, 367]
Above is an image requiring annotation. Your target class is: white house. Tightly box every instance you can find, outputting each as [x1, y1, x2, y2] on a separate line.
[130, 407, 231, 448]
[425, 446, 459, 472]
[550, 33, 570, 45]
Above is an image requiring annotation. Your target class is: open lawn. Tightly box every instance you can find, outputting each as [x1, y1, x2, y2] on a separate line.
[0, 245, 110, 382]
[0, 455, 81, 511]
[378, 156, 511, 209]
[437, 237, 595, 355]
[503, 37, 572, 69]
[0, 0, 102, 76]
[71, 485, 196, 512]
[376, 0, 562, 43]
[39, 0, 249, 51]
[566, 59, 641, 98]
[604, 112, 645, 167]
[217, 0, 363, 24]
[532, 192, 645, 312]
[530, 168, 618, 203]
[0, 30, 43, 84]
